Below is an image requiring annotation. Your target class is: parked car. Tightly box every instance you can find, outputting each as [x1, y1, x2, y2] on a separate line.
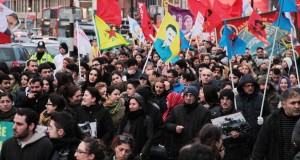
[0, 44, 30, 69]
[21, 42, 60, 58]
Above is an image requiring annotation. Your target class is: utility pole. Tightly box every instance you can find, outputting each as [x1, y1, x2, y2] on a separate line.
[69, 0, 75, 58]
[130, 0, 134, 18]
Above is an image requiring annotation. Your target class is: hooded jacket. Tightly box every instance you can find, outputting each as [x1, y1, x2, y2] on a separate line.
[236, 74, 270, 149]
[0, 125, 54, 160]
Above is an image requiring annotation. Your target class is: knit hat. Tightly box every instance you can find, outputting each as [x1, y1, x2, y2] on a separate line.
[139, 73, 148, 80]
[59, 42, 68, 53]
[183, 86, 198, 99]
[256, 59, 265, 67]
[283, 57, 293, 69]
[292, 119, 300, 149]
[129, 93, 145, 107]
[219, 89, 234, 102]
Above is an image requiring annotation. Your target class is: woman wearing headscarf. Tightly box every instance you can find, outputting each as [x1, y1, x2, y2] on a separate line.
[162, 92, 184, 160]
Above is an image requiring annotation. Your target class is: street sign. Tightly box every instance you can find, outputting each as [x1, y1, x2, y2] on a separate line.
[27, 12, 36, 20]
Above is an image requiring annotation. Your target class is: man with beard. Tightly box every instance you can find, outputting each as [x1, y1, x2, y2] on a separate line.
[30, 41, 53, 65]
[48, 111, 81, 160]
[165, 86, 211, 158]
[0, 74, 11, 93]
[23, 77, 49, 114]
[0, 108, 53, 160]
[236, 74, 270, 152]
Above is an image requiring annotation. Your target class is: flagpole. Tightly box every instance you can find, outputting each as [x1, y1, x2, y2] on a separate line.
[290, 29, 300, 87]
[229, 60, 237, 110]
[259, 27, 278, 125]
[186, 38, 193, 55]
[91, 10, 101, 56]
[142, 44, 154, 73]
[214, 28, 218, 46]
[76, 21, 82, 78]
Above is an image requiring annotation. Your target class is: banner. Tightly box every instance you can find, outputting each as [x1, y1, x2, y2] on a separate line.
[167, 4, 194, 35]
[0, 122, 13, 151]
[216, 11, 298, 56]
[0, 3, 20, 44]
[76, 21, 92, 55]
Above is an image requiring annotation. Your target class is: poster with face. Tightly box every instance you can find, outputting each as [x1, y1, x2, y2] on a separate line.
[0, 3, 20, 43]
[167, 5, 194, 35]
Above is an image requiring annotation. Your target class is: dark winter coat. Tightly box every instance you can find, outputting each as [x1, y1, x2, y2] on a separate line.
[50, 138, 80, 160]
[154, 91, 169, 114]
[75, 104, 114, 144]
[0, 127, 54, 160]
[236, 74, 270, 149]
[119, 110, 153, 157]
[252, 108, 300, 160]
[216, 107, 250, 160]
[190, 78, 221, 91]
[165, 103, 211, 157]
[22, 92, 49, 115]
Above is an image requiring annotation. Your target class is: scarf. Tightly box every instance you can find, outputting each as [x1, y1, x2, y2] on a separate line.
[162, 92, 184, 121]
[104, 99, 122, 115]
[39, 110, 51, 126]
[0, 107, 16, 121]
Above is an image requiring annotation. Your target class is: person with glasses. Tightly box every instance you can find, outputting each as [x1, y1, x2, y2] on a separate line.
[47, 111, 81, 160]
[39, 93, 65, 126]
[236, 74, 270, 152]
[91, 57, 111, 86]
[74, 137, 105, 160]
[109, 133, 138, 160]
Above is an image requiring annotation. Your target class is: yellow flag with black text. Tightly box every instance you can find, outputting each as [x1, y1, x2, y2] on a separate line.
[153, 12, 180, 63]
[94, 15, 129, 50]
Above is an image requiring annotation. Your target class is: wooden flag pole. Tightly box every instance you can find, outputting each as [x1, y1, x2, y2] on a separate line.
[229, 59, 237, 110]
[142, 44, 154, 73]
[259, 27, 278, 125]
[290, 29, 300, 87]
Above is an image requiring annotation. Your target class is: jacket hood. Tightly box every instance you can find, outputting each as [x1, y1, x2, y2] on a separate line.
[18, 125, 47, 148]
[237, 74, 259, 96]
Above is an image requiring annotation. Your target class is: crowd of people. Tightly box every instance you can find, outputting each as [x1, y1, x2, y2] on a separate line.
[0, 39, 300, 160]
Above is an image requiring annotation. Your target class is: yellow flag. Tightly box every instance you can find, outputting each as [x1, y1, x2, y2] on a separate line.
[153, 12, 180, 63]
[94, 15, 129, 50]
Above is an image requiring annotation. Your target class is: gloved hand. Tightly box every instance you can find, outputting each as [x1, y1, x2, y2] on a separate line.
[257, 116, 264, 125]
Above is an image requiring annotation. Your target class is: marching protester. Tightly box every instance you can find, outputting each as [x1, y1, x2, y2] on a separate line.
[2, 1, 300, 159]
[252, 88, 300, 160]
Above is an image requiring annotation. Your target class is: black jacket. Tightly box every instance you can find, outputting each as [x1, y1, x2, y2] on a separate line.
[216, 107, 250, 160]
[252, 108, 300, 160]
[50, 138, 80, 160]
[75, 104, 114, 144]
[0, 128, 54, 160]
[165, 103, 211, 157]
[236, 74, 270, 149]
[23, 92, 49, 115]
[119, 110, 153, 157]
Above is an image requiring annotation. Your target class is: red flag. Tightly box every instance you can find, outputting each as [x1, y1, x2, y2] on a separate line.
[187, 0, 208, 18]
[96, 0, 122, 27]
[188, 0, 222, 32]
[212, 0, 242, 19]
[138, 2, 156, 42]
[248, 9, 269, 45]
[0, 32, 11, 44]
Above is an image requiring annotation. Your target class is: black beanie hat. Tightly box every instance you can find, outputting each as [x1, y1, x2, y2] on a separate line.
[219, 89, 234, 102]
[60, 42, 68, 53]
